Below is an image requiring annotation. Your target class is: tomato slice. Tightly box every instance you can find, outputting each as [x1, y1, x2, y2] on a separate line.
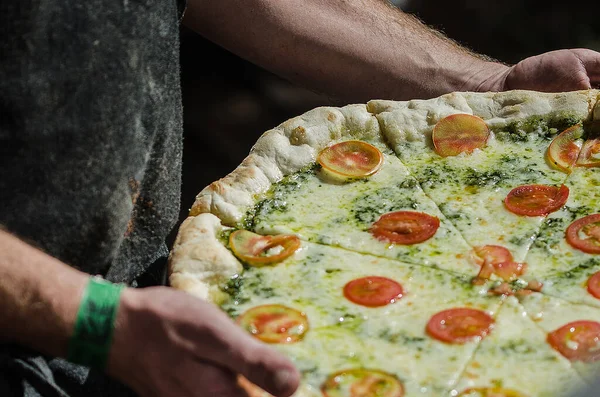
[471, 245, 514, 267]
[587, 272, 600, 300]
[504, 184, 569, 217]
[321, 369, 404, 397]
[229, 230, 301, 266]
[471, 245, 525, 281]
[546, 124, 583, 173]
[489, 261, 527, 281]
[432, 114, 490, 157]
[318, 140, 383, 178]
[457, 387, 527, 397]
[426, 308, 494, 344]
[566, 214, 600, 254]
[237, 304, 308, 344]
[547, 320, 600, 362]
[370, 211, 440, 245]
[343, 276, 403, 307]
[577, 138, 600, 167]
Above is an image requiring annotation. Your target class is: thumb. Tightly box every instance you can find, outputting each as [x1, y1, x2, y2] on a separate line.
[193, 301, 301, 397]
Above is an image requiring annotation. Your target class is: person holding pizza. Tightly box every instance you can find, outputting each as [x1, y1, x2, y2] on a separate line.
[0, 0, 599, 396]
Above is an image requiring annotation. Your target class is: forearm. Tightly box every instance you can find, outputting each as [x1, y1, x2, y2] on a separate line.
[0, 229, 88, 358]
[183, 0, 510, 102]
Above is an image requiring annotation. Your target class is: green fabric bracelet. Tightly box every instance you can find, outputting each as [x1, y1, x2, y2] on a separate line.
[67, 277, 124, 369]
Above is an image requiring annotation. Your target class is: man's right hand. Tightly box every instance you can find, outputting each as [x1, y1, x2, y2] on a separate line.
[108, 286, 300, 397]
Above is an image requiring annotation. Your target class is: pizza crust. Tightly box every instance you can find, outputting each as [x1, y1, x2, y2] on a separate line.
[168, 213, 241, 302]
[369, 89, 599, 148]
[188, 104, 381, 226]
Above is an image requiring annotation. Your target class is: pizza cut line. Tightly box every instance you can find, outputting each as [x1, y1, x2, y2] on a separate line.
[168, 90, 600, 397]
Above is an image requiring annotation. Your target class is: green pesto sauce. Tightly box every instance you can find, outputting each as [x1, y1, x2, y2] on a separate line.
[417, 159, 545, 190]
[499, 338, 538, 355]
[221, 272, 278, 316]
[554, 257, 600, 280]
[532, 206, 590, 253]
[243, 165, 318, 230]
[493, 113, 582, 143]
[351, 183, 420, 224]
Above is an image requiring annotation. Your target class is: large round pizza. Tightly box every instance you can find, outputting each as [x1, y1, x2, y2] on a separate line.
[168, 90, 600, 397]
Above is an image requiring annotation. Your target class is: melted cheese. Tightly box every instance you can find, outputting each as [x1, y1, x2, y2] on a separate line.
[454, 297, 586, 396]
[250, 143, 476, 276]
[388, 130, 568, 263]
[522, 166, 600, 306]
[221, 242, 501, 396]
[218, 117, 600, 397]
[520, 293, 600, 384]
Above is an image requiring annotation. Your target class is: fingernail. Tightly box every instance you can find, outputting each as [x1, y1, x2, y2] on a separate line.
[274, 369, 294, 393]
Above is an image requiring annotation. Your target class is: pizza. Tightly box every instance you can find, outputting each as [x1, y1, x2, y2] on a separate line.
[168, 89, 600, 397]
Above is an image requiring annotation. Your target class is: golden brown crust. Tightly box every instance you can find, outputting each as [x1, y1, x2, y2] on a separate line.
[168, 213, 242, 301]
[188, 104, 381, 226]
[369, 89, 599, 149]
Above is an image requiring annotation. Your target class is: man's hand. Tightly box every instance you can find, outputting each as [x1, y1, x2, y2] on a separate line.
[108, 286, 300, 397]
[479, 49, 600, 93]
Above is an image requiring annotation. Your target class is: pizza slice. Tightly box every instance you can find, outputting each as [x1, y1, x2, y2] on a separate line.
[453, 296, 587, 397]
[370, 91, 596, 267]
[217, 237, 503, 396]
[521, 164, 600, 307]
[519, 292, 600, 384]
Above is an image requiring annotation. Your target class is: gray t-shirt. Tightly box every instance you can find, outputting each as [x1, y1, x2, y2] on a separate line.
[0, 0, 185, 282]
[0, 0, 185, 395]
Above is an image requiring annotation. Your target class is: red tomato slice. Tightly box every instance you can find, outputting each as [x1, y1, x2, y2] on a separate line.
[546, 124, 583, 173]
[426, 308, 494, 344]
[577, 138, 600, 167]
[547, 320, 600, 362]
[432, 114, 490, 157]
[526, 280, 544, 292]
[321, 369, 404, 397]
[491, 261, 527, 281]
[229, 230, 301, 266]
[457, 387, 527, 397]
[588, 272, 600, 300]
[566, 214, 600, 254]
[237, 304, 308, 344]
[471, 245, 525, 281]
[343, 276, 403, 307]
[471, 245, 514, 267]
[318, 140, 383, 178]
[370, 211, 440, 245]
[504, 184, 569, 217]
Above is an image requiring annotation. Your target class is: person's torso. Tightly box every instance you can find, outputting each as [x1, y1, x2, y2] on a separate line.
[0, 0, 186, 283]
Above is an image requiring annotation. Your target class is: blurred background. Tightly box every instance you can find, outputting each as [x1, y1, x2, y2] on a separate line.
[170, 0, 600, 245]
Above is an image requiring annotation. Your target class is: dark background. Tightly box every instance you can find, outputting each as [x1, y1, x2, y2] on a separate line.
[170, 1, 600, 246]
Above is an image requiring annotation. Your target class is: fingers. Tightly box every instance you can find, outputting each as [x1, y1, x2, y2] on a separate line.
[186, 299, 300, 397]
[112, 287, 299, 397]
[571, 49, 600, 86]
[506, 49, 600, 93]
[228, 340, 300, 397]
[162, 358, 251, 397]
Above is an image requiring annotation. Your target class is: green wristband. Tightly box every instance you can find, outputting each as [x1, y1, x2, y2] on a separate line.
[67, 277, 124, 369]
